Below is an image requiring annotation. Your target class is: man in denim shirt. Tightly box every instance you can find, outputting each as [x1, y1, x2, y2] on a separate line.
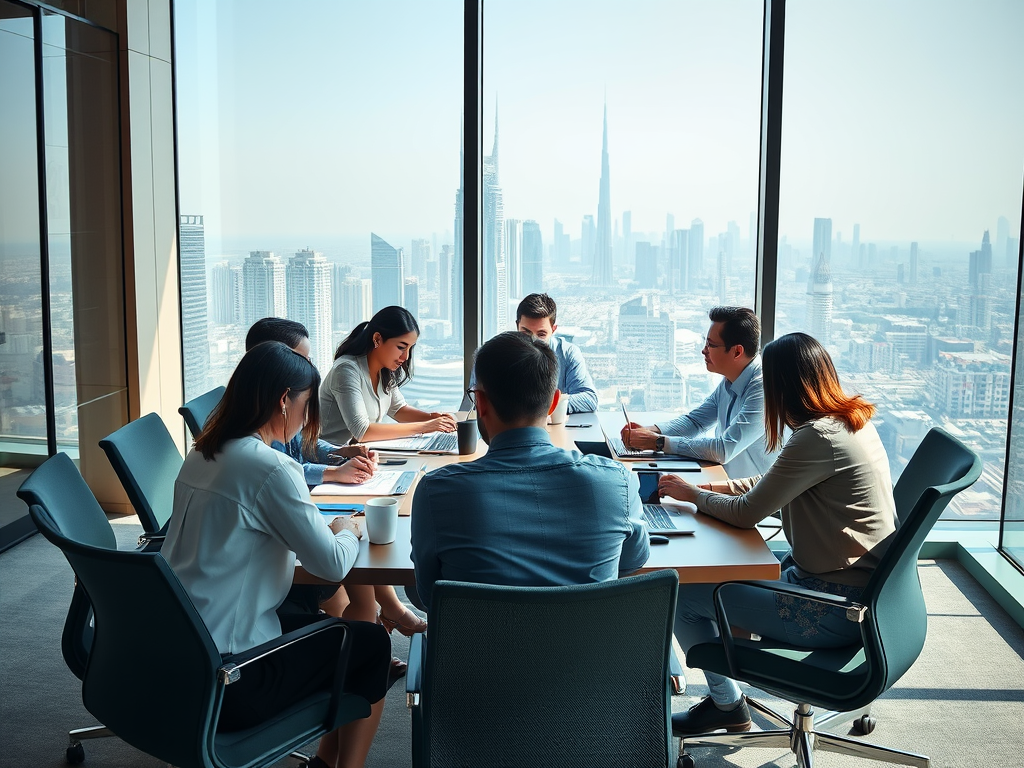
[411, 332, 649, 610]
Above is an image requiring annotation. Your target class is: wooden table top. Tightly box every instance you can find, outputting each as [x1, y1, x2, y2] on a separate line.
[303, 411, 780, 587]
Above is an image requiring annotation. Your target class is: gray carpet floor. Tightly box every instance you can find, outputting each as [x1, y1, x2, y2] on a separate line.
[2, 516, 1023, 767]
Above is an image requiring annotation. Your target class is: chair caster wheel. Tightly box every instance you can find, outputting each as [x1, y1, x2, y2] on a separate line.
[853, 714, 877, 735]
[66, 742, 85, 764]
[677, 753, 696, 768]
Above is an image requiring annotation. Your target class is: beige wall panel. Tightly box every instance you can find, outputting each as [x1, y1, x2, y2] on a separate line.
[148, 0, 171, 63]
[79, 390, 131, 514]
[125, 0, 150, 56]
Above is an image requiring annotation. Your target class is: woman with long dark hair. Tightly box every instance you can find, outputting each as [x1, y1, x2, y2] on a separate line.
[657, 332, 897, 737]
[320, 305, 456, 444]
[163, 341, 389, 768]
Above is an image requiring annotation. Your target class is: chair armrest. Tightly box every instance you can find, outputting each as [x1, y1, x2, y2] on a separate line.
[137, 532, 165, 550]
[406, 632, 425, 708]
[218, 618, 345, 684]
[710, 580, 868, 682]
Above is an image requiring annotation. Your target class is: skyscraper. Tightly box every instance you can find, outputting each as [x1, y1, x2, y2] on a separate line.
[482, 104, 506, 339]
[504, 218, 522, 300]
[669, 229, 688, 293]
[439, 244, 452, 322]
[332, 263, 352, 328]
[452, 116, 464, 341]
[210, 260, 238, 325]
[179, 215, 210, 399]
[243, 250, 286, 328]
[635, 242, 658, 288]
[812, 217, 833, 264]
[688, 219, 704, 278]
[593, 104, 613, 286]
[404, 277, 420, 320]
[410, 238, 430, 283]
[286, 249, 333, 373]
[807, 253, 834, 344]
[338, 276, 372, 335]
[371, 233, 404, 312]
[521, 220, 543, 295]
[553, 219, 570, 268]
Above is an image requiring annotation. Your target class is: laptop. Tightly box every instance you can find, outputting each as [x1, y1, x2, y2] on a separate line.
[610, 403, 701, 467]
[362, 431, 458, 455]
[636, 470, 697, 535]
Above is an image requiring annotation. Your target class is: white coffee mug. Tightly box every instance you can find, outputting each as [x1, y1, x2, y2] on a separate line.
[364, 497, 399, 545]
[550, 394, 569, 425]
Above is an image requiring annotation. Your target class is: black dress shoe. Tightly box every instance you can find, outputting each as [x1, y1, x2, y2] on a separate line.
[672, 696, 752, 736]
[387, 657, 408, 689]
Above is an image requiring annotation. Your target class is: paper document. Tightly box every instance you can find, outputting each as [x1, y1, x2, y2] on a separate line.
[311, 470, 407, 496]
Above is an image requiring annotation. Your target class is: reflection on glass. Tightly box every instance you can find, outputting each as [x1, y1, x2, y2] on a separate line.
[174, 0, 464, 407]
[39, 11, 126, 453]
[775, 0, 1024, 520]
[0, 2, 47, 457]
[483, 0, 763, 412]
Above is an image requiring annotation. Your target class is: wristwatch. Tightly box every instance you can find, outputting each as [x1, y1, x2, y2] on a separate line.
[655, 435, 665, 452]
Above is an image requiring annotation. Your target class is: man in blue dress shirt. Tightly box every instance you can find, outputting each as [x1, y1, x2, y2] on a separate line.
[620, 306, 776, 479]
[469, 293, 598, 413]
[411, 331, 649, 610]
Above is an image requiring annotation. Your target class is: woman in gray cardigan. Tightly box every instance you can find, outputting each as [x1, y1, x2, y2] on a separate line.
[658, 332, 897, 736]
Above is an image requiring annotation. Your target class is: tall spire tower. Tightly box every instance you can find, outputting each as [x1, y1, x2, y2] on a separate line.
[593, 102, 613, 286]
[482, 101, 506, 339]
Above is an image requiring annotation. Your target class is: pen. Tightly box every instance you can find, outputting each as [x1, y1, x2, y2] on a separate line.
[564, 424, 589, 429]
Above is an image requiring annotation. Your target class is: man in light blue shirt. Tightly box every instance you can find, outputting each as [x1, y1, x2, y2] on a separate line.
[412, 331, 648, 610]
[621, 307, 775, 479]
[470, 293, 598, 413]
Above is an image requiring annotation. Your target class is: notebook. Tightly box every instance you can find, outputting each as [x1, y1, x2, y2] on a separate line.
[310, 470, 418, 496]
[362, 431, 458, 454]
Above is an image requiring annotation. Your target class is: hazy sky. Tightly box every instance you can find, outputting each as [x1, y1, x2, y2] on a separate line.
[174, 0, 1024, 254]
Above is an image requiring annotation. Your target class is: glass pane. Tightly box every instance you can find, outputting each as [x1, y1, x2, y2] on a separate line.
[1002, 273, 1024, 566]
[776, 0, 1024, 520]
[174, 0, 464, 407]
[0, 2, 46, 461]
[482, 0, 764, 411]
[40, 12, 127, 453]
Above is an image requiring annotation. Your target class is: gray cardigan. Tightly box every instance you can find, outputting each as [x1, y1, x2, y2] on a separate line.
[319, 354, 407, 444]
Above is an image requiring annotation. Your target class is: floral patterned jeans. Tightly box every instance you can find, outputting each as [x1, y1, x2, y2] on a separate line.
[674, 553, 864, 706]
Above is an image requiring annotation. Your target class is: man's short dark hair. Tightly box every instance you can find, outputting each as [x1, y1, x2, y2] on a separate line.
[473, 331, 558, 423]
[246, 317, 309, 351]
[515, 293, 557, 326]
[708, 306, 760, 358]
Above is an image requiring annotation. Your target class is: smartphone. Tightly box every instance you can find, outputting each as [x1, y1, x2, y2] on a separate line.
[380, 459, 408, 466]
[316, 503, 363, 515]
[636, 471, 661, 504]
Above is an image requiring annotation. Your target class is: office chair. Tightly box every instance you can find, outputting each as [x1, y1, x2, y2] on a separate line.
[179, 384, 226, 439]
[99, 412, 183, 546]
[20, 452, 371, 768]
[677, 427, 982, 768]
[406, 570, 679, 768]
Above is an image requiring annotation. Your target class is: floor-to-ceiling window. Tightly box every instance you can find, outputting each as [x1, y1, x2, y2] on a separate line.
[173, 0, 465, 408]
[480, 0, 764, 413]
[774, 0, 1024, 521]
[0, 0, 126, 550]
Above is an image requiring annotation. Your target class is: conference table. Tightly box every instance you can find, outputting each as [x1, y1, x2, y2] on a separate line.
[305, 410, 780, 587]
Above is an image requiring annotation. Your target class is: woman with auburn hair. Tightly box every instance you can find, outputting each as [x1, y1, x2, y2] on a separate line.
[657, 332, 897, 737]
[163, 342, 389, 768]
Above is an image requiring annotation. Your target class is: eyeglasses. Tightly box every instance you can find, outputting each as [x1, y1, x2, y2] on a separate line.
[702, 336, 731, 350]
[465, 388, 480, 405]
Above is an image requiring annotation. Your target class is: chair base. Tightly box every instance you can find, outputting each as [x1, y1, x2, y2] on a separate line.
[678, 699, 929, 768]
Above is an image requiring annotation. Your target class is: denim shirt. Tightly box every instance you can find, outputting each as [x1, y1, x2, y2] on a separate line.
[469, 335, 598, 413]
[271, 435, 342, 487]
[654, 355, 776, 479]
[411, 426, 649, 609]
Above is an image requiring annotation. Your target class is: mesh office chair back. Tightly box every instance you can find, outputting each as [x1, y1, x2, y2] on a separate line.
[99, 413, 183, 534]
[411, 570, 679, 768]
[179, 385, 226, 440]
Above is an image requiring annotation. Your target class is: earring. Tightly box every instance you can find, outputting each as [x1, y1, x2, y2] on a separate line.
[282, 407, 287, 418]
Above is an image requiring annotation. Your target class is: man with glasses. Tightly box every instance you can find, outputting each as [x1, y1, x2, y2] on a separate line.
[620, 306, 776, 479]
[411, 331, 648, 609]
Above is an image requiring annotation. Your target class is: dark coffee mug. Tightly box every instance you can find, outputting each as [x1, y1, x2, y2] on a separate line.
[457, 419, 478, 455]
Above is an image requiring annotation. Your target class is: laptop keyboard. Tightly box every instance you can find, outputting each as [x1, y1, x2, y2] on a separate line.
[642, 504, 675, 529]
[609, 437, 651, 457]
[426, 432, 458, 452]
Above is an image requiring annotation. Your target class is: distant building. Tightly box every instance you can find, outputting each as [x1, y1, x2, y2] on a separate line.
[806, 254, 833, 344]
[881, 316, 928, 366]
[909, 241, 919, 284]
[634, 242, 658, 289]
[688, 219, 704, 278]
[287, 249, 333, 374]
[521, 220, 543, 295]
[482, 107, 506, 339]
[616, 295, 675, 382]
[593, 104, 613, 286]
[179, 214, 210, 398]
[210, 261, 239, 325]
[410, 238, 430, 283]
[338, 276, 371, 336]
[812, 217, 832, 264]
[934, 351, 1012, 418]
[370, 233, 404, 312]
[242, 250, 286, 329]
[404, 277, 420, 320]
[648, 362, 684, 411]
[504, 218, 522, 300]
